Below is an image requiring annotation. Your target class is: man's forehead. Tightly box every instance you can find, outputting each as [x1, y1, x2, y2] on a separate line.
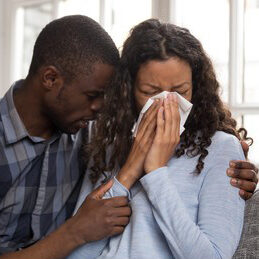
[76, 62, 114, 91]
[82, 81, 105, 92]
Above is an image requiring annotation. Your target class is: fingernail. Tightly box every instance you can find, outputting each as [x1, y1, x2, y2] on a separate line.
[227, 168, 234, 175]
[230, 162, 235, 168]
[231, 178, 238, 185]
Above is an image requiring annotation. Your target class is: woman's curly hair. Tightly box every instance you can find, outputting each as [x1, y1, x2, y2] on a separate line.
[80, 19, 252, 183]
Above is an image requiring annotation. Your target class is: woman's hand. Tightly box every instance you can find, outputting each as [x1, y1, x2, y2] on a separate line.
[144, 94, 180, 174]
[117, 99, 161, 189]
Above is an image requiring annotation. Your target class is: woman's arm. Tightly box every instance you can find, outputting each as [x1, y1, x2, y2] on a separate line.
[140, 135, 245, 259]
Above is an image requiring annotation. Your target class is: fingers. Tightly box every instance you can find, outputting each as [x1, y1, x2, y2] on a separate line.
[135, 99, 160, 152]
[230, 178, 257, 193]
[110, 226, 125, 236]
[227, 168, 258, 183]
[104, 196, 129, 208]
[230, 160, 258, 172]
[112, 206, 132, 217]
[154, 93, 180, 145]
[239, 189, 253, 200]
[161, 94, 180, 145]
[90, 179, 114, 199]
[114, 216, 130, 226]
[156, 106, 164, 137]
[170, 94, 180, 141]
[227, 163, 258, 200]
[137, 99, 160, 137]
[164, 96, 172, 138]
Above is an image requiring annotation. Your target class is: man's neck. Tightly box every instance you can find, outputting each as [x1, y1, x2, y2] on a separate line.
[13, 78, 56, 140]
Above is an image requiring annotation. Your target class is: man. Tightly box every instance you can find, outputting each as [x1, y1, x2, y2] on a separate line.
[0, 15, 257, 259]
[0, 15, 131, 259]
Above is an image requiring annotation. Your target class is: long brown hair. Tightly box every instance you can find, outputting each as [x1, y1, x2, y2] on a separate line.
[81, 19, 252, 183]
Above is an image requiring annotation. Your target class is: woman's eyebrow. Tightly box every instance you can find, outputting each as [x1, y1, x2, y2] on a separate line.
[142, 82, 191, 89]
[142, 83, 161, 90]
[170, 82, 191, 89]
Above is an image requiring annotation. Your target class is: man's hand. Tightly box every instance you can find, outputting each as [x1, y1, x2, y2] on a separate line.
[68, 179, 131, 244]
[227, 160, 258, 200]
[0, 180, 131, 259]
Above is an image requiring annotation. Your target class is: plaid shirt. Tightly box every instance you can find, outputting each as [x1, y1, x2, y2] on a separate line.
[0, 80, 85, 254]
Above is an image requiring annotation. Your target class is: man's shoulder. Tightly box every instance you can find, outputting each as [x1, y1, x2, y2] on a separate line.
[0, 94, 9, 140]
[0, 110, 5, 143]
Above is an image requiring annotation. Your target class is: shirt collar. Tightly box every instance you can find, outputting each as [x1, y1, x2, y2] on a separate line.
[0, 80, 46, 144]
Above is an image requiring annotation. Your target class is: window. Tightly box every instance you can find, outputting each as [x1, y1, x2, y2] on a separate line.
[60, 0, 152, 49]
[58, 0, 100, 22]
[100, 0, 152, 48]
[1, 0, 258, 164]
[19, 2, 53, 78]
[232, 0, 259, 165]
[175, 0, 230, 102]
[172, 0, 259, 164]
[244, 0, 259, 104]
[8, 0, 152, 82]
[3, 0, 54, 90]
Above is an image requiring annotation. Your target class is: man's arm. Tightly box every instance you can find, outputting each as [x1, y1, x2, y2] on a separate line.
[0, 180, 131, 259]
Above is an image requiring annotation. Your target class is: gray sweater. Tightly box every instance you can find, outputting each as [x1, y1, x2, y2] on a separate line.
[233, 190, 259, 259]
[67, 131, 245, 259]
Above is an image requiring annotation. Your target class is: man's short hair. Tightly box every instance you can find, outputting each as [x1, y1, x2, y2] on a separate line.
[28, 15, 119, 80]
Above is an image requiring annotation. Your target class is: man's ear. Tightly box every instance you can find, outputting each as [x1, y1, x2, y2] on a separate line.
[40, 65, 64, 91]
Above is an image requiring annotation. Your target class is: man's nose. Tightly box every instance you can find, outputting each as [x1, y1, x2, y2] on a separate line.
[90, 97, 104, 113]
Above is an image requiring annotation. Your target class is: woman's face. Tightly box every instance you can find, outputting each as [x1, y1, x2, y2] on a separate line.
[134, 57, 192, 112]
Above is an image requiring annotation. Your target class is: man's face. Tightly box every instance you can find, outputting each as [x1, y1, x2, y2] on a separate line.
[44, 63, 114, 134]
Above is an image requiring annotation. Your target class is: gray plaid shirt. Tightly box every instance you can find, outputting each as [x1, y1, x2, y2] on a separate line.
[0, 80, 85, 254]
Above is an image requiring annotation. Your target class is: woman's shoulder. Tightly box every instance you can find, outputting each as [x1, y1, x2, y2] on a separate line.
[210, 131, 241, 149]
[206, 131, 245, 163]
[211, 130, 239, 142]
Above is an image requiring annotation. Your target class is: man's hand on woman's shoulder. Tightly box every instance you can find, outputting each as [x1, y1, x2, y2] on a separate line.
[227, 141, 258, 200]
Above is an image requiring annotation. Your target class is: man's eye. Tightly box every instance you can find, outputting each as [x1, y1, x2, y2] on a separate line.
[87, 94, 98, 100]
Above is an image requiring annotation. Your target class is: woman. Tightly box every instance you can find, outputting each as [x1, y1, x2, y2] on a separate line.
[68, 19, 247, 259]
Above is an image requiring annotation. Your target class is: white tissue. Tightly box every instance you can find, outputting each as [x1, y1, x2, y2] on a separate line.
[132, 91, 193, 137]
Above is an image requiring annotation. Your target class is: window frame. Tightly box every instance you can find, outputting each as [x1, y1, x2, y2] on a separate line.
[0, 0, 258, 163]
